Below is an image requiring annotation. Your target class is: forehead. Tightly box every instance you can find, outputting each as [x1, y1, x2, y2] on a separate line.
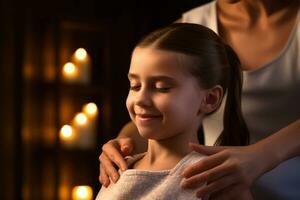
[130, 47, 192, 78]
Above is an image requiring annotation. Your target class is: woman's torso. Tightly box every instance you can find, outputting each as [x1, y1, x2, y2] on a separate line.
[182, 1, 300, 199]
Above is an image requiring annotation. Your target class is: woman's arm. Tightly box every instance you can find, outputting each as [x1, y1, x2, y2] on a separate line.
[263, 118, 300, 163]
[181, 118, 300, 198]
[99, 121, 147, 187]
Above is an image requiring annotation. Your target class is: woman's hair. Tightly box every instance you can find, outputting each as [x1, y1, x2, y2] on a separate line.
[136, 23, 249, 146]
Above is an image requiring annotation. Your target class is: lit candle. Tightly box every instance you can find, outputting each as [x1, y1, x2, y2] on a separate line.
[73, 112, 95, 149]
[82, 102, 98, 118]
[62, 62, 78, 82]
[71, 48, 91, 84]
[77, 103, 98, 149]
[72, 185, 93, 200]
[75, 48, 88, 61]
[60, 125, 77, 148]
[74, 113, 88, 126]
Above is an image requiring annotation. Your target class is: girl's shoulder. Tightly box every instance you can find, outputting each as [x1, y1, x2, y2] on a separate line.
[124, 153, 146, 169]
[170, 151, 206, 176]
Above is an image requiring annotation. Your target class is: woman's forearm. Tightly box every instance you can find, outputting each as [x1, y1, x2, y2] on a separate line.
[255, 118, 300, 173]
[117, 121, 148, 154]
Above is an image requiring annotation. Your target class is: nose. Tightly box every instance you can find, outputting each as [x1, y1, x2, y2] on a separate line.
[135, 87, 152, 107]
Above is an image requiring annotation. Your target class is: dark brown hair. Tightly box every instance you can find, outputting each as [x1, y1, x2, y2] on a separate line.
[136, 23, 249, 146]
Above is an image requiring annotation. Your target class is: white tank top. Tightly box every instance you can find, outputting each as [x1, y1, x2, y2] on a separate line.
[183, 1, 300, 199]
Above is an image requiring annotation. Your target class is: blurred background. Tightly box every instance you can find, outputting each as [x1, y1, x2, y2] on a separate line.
[0, 0, 209, 199]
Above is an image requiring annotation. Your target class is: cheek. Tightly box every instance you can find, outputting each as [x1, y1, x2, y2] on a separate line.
[126, 93, 134, 114]
[153, 96, 174, 112]
[165, 93, 203, 118]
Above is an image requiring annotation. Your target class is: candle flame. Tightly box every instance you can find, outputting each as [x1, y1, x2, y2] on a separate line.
[75, 113, 88, 125]
[72, 185, 93, 200]
[60, 125, 73, 139]
[83, 103, 98, 117]
[75, 48, 88, 61]
[63, 62, 77, 75]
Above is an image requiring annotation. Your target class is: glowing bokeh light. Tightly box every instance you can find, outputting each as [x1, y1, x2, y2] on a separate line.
[83, 102, 98, 117]
[75, 113, 88, 125]
[60, 125, 73, 139]
[75, 48, 87, 61]
[72, 185, 93, 200]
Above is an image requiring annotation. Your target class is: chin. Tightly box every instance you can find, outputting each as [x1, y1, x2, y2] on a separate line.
[139, 131, 157, 139]
[138, 129, 162, 140]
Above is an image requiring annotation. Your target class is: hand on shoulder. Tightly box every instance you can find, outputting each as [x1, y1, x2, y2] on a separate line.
[99, 137, 134, 187]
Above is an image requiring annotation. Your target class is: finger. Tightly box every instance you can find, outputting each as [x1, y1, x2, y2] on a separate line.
[99, 153, 120, 183]
[99, 160, 103, 183]
[182, 152, 227, 178]
[195, 175, 236, 198]
[119, 138, 134, 156]
[189, 143, 229, 156]
[181, 161, 232, 189]
[102, 142, 128, 171]
[99, 164, 110, 187]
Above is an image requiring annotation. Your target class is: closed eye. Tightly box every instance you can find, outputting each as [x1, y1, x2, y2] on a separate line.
[129, 85, 141, 91]
[155, 87, 172, 93]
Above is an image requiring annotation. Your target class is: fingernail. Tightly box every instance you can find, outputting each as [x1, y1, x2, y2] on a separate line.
[112, 175, 118, 183]
[122, 146, 129, 152]
[181, 171, 186, 177]
[103, 181, 109, 187]
[180, 180, 188, 188]
[180, 169, 185, 176]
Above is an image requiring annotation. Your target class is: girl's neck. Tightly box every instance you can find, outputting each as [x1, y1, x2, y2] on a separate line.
[133, 131, 199, 171]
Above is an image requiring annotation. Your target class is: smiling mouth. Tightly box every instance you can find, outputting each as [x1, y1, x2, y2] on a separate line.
[135, 114, 162, 123]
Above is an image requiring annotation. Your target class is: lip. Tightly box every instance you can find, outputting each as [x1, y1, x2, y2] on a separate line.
[135, 114, 162, 124]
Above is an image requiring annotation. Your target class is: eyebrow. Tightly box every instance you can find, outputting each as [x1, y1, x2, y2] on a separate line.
[127, 73, 176, 82]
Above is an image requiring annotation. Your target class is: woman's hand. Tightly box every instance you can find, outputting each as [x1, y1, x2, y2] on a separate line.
[181, 143, 274, 199]
[99, 137, 134, 187]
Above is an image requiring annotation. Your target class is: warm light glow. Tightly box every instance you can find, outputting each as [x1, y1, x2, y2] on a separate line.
[83, 103, 98, 117]
[60, 125, 74, 139]
[62, 62, 77, 78]
[72, 186, 93, 200]
[75, 48, 88, 61]
[75, 113, 88, 125]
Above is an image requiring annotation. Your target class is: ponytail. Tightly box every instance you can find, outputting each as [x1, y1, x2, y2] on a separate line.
[214, 44, 249, 146]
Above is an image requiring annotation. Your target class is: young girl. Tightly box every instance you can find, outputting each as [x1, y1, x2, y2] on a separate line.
[96, 23, 250, 200]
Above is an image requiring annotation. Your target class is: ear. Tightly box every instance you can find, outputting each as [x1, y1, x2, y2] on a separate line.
[199, 85, 223, 114]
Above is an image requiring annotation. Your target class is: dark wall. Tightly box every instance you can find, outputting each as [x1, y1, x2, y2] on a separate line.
[0, 0, 25, 198]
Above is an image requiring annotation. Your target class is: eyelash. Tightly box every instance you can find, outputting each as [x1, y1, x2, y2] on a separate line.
[156, 87, 171, 93]
[129, 85, 141, 91]
[129, 85, 171, 93]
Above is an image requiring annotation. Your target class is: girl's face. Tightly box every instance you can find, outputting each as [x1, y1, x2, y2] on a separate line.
[126, 47, 207, 141]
